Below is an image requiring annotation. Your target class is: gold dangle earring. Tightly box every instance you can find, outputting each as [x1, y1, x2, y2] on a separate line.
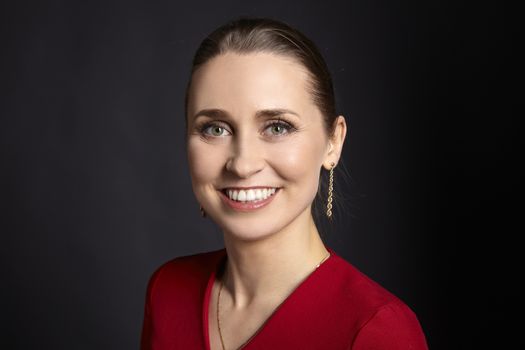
[326, 162, 335, 219]
[200, 205, 206, 218]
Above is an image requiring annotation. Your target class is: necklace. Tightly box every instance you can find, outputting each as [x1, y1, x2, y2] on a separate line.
[216, 251, 331, 350]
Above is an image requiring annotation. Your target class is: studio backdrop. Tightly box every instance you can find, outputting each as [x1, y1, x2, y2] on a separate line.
[1, 0, 519, 349]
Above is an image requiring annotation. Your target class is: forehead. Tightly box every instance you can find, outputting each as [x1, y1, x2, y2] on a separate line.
[187, 52, 316, 117]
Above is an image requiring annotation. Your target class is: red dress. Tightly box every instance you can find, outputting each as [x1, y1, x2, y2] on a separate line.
[141, 245, 428, 349]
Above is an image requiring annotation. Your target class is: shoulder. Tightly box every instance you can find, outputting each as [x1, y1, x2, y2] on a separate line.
[350, 301, 428, 349]
[145, 248, 226, 301]
[151, 248, 225, 279]
[325, 247, 428, 349]
[327, 248, 405, 311]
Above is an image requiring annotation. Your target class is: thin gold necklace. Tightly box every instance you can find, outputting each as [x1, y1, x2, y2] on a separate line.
[216, 252, 331, 350]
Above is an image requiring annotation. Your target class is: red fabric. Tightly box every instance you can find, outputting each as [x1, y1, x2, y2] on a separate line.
[141, 245, 428, 349]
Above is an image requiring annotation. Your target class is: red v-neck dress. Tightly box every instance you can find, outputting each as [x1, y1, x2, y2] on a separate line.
[140, 245, 428, 349]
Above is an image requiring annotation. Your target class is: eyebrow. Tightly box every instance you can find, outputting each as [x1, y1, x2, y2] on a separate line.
[192, 108, 300, 121]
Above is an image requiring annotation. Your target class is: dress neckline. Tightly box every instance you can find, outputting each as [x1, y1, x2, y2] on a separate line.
[202, 244, 336, 350]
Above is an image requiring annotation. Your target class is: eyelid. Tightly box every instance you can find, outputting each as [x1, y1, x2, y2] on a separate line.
[262, 118, 297, 135]
[263, 115, 290, 126]
[199, 120, 232, 137]
[196, 117, 298, 138]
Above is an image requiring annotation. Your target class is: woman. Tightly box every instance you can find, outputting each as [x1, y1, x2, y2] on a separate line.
[141, 17, 428, 350]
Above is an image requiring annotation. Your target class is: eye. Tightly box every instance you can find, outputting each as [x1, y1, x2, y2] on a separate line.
[201, 123, 231, 137]
[263, 120, 296, 137]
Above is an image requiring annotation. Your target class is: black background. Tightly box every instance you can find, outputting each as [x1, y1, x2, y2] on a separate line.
[1, 0, 520, 349]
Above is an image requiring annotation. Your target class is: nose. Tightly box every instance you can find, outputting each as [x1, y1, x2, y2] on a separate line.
[225, 135, 265, 179]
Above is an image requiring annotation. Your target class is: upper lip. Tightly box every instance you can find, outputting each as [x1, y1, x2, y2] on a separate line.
[220, 186, 280, 191]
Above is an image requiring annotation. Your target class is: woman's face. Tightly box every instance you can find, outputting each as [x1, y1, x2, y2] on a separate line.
[186, 52, 334, 241]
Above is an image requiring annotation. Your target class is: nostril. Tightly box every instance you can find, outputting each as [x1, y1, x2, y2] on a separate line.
[225, 155, 266, 179]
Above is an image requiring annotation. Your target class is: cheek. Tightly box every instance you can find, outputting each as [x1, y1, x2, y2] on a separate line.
[269, 135, 325, 188]
[187, 138, 225, 186]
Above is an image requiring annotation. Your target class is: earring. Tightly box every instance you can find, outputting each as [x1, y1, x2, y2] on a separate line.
[200, 205, 206, 218]
[326, 162, 335, 219]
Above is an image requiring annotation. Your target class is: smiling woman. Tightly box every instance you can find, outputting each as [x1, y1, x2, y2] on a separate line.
[186, 51, 338, 242]
[140, 17, 428, 350]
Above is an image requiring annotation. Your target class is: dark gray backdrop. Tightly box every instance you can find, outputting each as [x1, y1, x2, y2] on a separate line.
[1, 0, 520, 349]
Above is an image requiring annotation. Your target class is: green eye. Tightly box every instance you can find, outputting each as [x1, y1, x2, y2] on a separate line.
[201, 124, 231, 137]
[271, 125, 284, 134]
[210, 126, 224, 136]
[265, 121, 293, 136]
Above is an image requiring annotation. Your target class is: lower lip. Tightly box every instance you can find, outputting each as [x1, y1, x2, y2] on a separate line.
[219, 189, 280, 212]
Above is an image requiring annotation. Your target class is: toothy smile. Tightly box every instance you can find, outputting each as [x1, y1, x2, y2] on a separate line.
[221, 188, 279, 202]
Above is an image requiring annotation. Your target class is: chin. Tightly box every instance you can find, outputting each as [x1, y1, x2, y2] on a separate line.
[214, 203, 314, 243]
[203, 188, 314, 242]
[218, 219, 283, 243]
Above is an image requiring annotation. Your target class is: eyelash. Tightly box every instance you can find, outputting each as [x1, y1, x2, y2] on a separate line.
[198, 119, 297, 138]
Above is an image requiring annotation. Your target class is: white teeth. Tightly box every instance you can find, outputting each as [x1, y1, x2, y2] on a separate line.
[225, 188, 278, 202]
[237, 190, 247, 201]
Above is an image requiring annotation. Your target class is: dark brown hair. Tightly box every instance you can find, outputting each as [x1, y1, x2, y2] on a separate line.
[184, 17, 338, 136]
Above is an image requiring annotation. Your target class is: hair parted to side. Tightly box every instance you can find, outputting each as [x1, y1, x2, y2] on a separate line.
[184, 17, 337, 137]
[185, 17, 351, 232]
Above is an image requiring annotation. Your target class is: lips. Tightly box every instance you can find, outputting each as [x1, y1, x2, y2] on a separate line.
[221, 187, 277, 202]
[219, 187, 280, 212]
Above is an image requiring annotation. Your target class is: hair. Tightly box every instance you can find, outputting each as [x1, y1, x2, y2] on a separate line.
[184, 17, 351, 232]
[184, 17, 337, 136]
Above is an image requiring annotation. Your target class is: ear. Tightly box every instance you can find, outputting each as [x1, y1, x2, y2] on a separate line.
[323, 115, 347, 170]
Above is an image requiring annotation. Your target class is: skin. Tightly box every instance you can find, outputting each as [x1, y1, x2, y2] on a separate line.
[186, 52, 347, 349]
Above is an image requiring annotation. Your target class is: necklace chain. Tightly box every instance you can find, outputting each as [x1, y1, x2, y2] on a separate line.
[216, 252, 331, 350]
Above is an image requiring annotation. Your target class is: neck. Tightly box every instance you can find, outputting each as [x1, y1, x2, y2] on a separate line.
[221, 208, 330, 309]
